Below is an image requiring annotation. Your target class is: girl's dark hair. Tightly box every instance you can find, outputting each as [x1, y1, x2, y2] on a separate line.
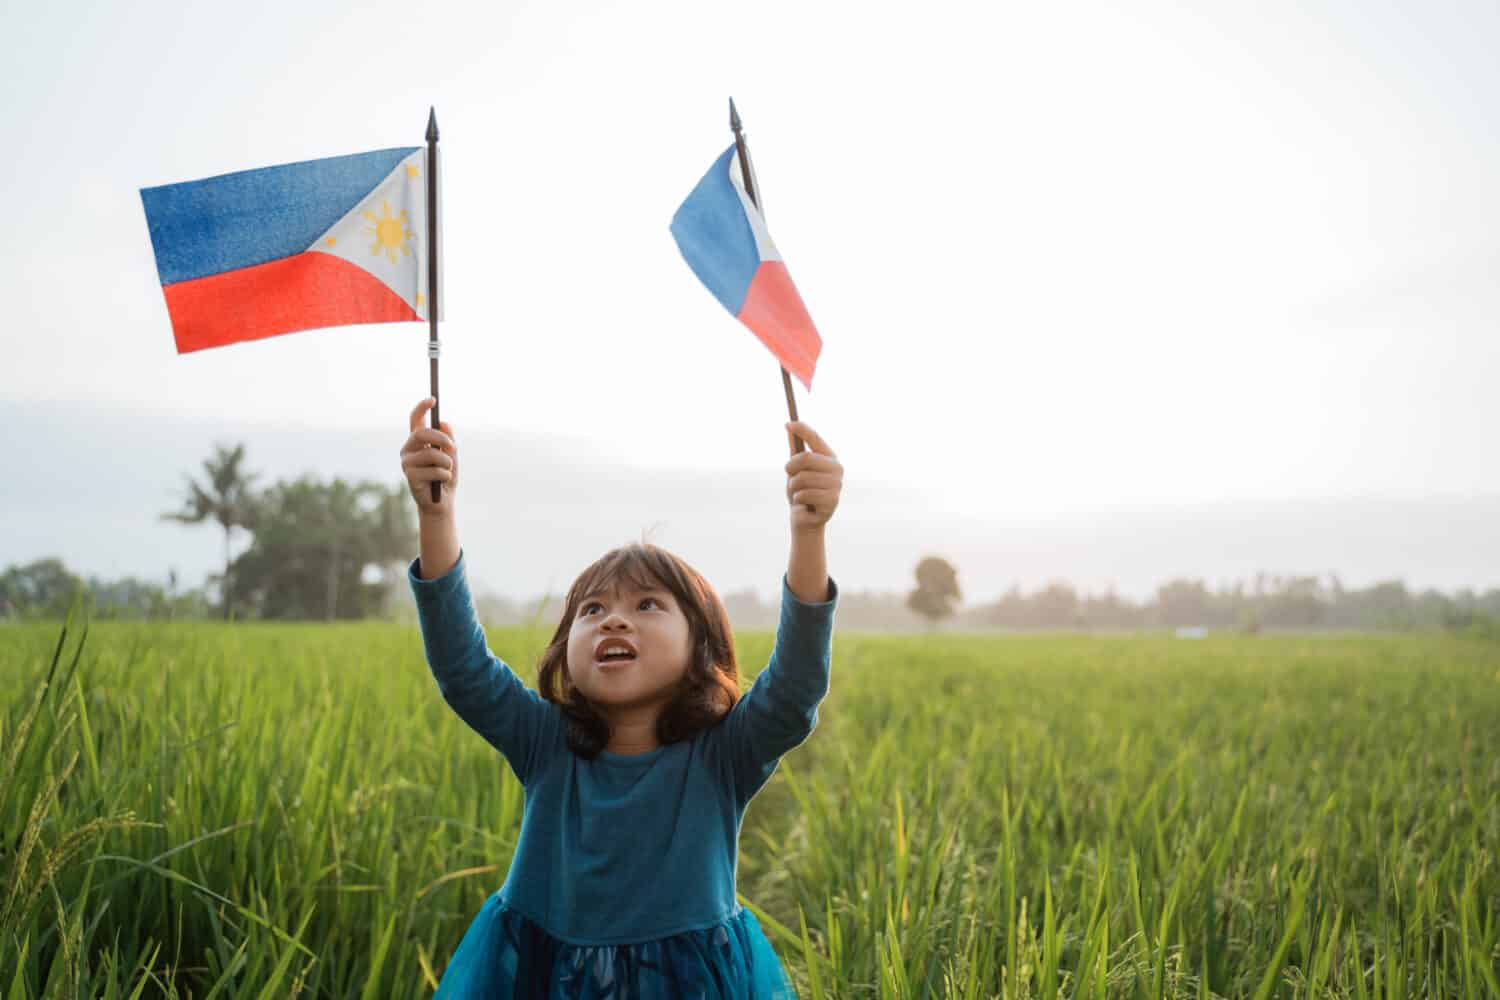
[536, 543, 740, 759]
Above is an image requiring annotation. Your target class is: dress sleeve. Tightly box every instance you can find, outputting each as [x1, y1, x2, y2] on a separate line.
[715, 576, 838, 807]
[408, 550, 562, 786]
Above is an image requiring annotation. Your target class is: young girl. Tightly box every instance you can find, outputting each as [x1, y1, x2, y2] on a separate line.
[399, 397, 843, 998]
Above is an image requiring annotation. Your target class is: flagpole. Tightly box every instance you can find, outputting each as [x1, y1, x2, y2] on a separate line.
[730, 97, 806, 457]
[426, 107, 442, 503]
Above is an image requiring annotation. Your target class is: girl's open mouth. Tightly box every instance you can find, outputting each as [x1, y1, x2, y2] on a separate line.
[595, 639, 638, 668]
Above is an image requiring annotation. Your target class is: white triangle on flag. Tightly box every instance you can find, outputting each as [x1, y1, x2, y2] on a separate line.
[727, 152, 782, 264]
[307, 149, 441, 320]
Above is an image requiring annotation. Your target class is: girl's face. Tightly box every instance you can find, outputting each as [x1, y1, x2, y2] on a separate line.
[565, 579, 693, 715]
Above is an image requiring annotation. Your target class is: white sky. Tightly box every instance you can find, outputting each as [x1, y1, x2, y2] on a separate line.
[3, 0, 1498, 596]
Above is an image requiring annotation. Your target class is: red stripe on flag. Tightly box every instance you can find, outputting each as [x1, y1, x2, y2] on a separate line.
[737, 261, 821, 390]
[162, 252, 418, 353]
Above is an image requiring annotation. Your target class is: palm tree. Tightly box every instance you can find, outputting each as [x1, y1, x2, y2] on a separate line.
[162, 443, 260, 619]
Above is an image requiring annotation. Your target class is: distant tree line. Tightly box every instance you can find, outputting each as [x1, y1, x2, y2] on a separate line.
[0, 558, 215, 621]
[897, 556, 1500, 634]
[0, 444, 415, 622]
[461, 565, 1500, 637]
[12, 561, 1495, 632]
[959, 574, 1500, 632]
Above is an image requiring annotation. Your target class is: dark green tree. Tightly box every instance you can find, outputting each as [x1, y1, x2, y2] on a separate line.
[228, 477, 416, 620]
[161, 443, 260, 619]
[907, 556, 962, 628]
[0, 559, 84, 619]
[1031, 582, 1081, 629]
[1155, 578, 1213, 627]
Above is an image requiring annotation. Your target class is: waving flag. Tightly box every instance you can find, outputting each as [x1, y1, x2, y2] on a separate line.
[141, 147, 438, 353]
[670, 145, 821, 389]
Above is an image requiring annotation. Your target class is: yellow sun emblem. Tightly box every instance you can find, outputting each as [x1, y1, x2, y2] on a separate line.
[362, 201, 415, 264]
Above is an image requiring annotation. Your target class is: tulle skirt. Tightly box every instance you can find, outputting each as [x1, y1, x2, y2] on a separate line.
[434, 893, 799, 999]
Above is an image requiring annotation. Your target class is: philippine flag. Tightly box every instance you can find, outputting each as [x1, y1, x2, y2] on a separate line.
[670, 145, 821, 390]
[140, 147, 438, 353]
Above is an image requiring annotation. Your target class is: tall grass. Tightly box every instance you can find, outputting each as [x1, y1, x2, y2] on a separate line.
[1, 619, 1496, 997]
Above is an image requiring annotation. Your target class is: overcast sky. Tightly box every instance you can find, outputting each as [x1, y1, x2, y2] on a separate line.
[4, 0, 1498, 599]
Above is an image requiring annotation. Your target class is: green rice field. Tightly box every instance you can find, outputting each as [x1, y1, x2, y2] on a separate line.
[3, 618, 1498, 997]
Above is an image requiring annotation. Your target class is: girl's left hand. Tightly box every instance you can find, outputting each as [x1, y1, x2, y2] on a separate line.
[785, 421, 843, 532]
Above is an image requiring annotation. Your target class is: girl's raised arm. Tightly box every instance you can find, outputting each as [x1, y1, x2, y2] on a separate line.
[715, 421, 843, 805]
[408, 553, 560, 785]
[402, 400, 561, 784]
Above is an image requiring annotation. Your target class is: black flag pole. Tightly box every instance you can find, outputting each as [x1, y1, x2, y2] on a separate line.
[730, 97, 806, 457]
[426, 107, 442, 503]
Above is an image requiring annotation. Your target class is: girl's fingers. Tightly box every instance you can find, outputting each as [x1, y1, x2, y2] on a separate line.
[405, 401, 453, 444]
[409, 397, 434, 433]
[788, 471, 840, 493]
[785, 451, 840, 476]
[404, 448, 453, 469]
[401, 427, 455, 454]
[791, 489, 838, 509]
[401, 401, 458, 499]
[786, 421, 834, 457]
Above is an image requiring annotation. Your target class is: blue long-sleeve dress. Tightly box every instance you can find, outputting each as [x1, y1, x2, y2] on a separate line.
[409, 551, 838, 998]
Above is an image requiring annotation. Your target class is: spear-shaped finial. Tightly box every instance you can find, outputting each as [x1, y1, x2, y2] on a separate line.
[426, 106, 439, 143]
[729, 97, 761, 211]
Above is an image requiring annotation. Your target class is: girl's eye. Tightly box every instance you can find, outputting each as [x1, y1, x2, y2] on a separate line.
[639, 597, 661, 611]
[580, 602, 602, 616]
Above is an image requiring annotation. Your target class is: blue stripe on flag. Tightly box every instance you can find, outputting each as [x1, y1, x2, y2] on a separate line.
[669, 145, 760, 315]
[141, 147, 418, 285]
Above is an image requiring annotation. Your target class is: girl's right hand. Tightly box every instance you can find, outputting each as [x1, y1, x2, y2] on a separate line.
[401, 397, 458, 516]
